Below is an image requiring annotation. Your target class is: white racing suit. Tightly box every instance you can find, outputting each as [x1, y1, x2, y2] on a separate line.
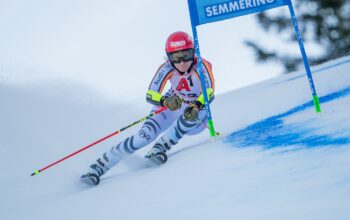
[87, 59, 215, 177]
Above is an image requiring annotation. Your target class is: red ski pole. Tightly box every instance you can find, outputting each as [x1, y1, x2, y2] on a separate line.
[31, 107, 167, 176]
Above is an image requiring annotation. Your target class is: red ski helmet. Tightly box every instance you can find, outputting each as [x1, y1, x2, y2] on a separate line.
[165, 31, 194, 53]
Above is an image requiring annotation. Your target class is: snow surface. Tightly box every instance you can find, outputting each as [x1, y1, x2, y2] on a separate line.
[1, 57, 350, 220]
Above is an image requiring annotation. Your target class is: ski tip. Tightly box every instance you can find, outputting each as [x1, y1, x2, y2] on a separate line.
[31, 170, 40, 176]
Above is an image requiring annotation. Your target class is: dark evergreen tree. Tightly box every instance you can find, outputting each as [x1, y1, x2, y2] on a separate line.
[246, 0, 350, 72]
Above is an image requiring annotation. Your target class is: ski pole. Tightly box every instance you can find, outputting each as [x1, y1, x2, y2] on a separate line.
[31, 107, 167, 176]
[204, 123, 220, 136]
[196, 119, 220, 136]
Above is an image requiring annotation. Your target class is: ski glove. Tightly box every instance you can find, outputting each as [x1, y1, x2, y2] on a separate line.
[184, 104, 200, 122]
[162, 96, 182, 111]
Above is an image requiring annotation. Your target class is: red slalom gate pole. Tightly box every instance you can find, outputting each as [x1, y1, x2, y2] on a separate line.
[31, 107, 167, 176]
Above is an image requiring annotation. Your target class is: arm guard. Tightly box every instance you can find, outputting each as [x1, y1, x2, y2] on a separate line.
[146, 90, 167, 106]
[197, 88, 215, 107]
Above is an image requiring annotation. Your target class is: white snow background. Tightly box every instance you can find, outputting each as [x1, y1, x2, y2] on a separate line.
[1, 55, 350, 220]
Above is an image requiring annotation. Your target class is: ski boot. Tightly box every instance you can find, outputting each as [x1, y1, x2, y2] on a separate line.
[80, 172, 100, 186]
[80, 163, 107, 186]
[145, 136, 176, 165]
[145, 150, 168, 165]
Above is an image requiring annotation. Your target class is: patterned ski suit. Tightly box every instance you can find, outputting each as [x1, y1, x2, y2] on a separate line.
[88, 59, 215, 176]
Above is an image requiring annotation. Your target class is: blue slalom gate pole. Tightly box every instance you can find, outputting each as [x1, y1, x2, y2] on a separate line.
[191, 26, 217, 137]
[186, 0, 321, 114]
[188, 0, 216, 137]
[287, 0, 321, 112]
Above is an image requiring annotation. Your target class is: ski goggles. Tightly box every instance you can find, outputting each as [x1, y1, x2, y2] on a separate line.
[168, 49, 195, 64]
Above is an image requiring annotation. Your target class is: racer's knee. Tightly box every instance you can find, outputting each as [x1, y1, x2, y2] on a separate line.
[186, 123, 206, 135]
[137, 125, 159, 144]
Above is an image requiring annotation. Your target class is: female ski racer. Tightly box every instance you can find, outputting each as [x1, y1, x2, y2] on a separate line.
[81, 31, 215, 185]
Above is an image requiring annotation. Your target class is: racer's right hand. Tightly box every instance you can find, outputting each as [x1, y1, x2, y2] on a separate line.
[162, 96, 182, 111]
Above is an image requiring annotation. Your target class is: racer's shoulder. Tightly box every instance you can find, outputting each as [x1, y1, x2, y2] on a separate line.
[194, 57, 212, 69]
[155, 60, 174, 73]
[201, 58, 212, 68]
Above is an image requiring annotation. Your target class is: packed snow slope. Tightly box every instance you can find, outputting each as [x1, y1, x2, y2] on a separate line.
[1, 56, 350, 220]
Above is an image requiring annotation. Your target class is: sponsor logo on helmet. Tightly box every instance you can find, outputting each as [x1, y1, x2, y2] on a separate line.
[170, 40, 186, 48]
